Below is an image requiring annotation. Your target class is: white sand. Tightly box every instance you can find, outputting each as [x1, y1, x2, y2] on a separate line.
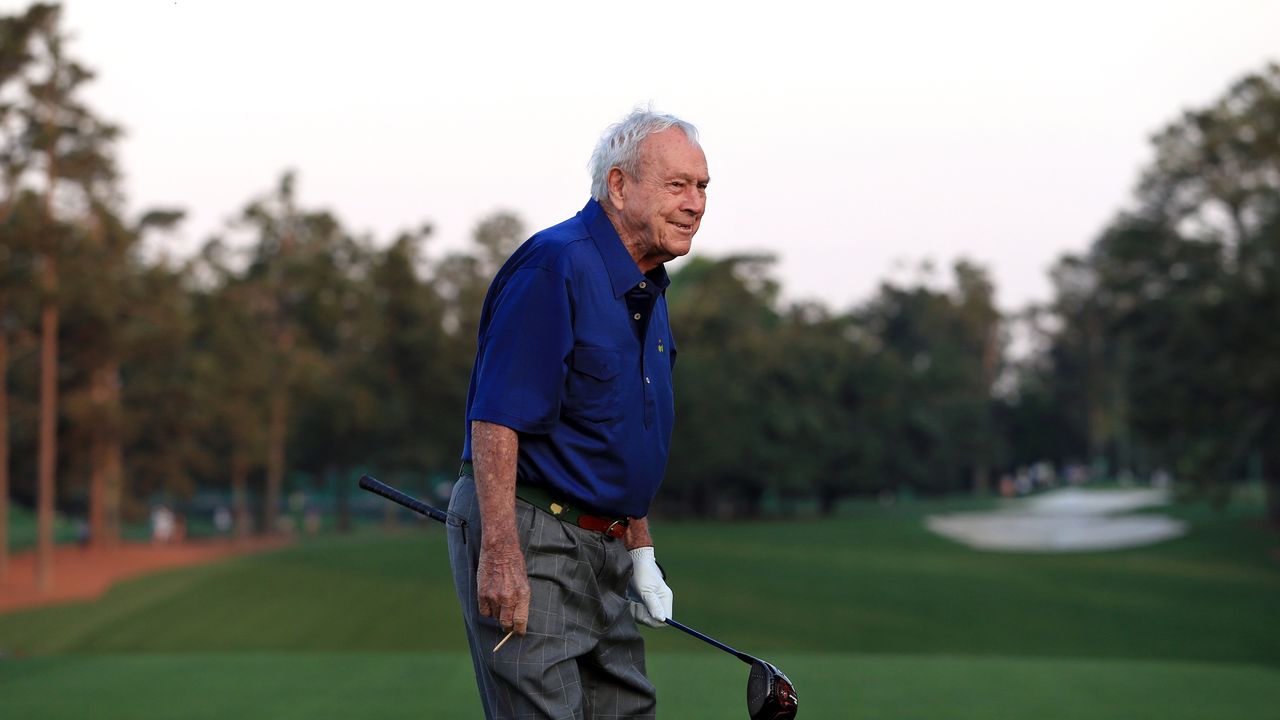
[925, 488, 1188, 552]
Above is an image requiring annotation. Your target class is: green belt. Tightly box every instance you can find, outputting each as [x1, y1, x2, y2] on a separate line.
[458, 462, 629, 537]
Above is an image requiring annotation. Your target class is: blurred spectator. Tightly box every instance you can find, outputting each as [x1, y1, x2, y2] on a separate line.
[304, 503, 322, 535]
[1039, 461, 1057, 488]
[999, 474, 1016, 498]
[1015, 467, 1032, 496]
[151, 505, 175, 544]
[75, 518, 91, 550]
[1066, 463, 1088, 486]
[214, 505, 233, 534]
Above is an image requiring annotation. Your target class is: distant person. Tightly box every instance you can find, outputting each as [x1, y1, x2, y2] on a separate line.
[448, 107, 706, 719]
[151, 505, 175, 544]
[1067, 463, 1087, 486]
[304, 503, 322, 535]
[213, 505, 233, 535]
[999, 474, 1016, 498]
[75, 517, 91, 550]
[1015, 468, 1032, 496]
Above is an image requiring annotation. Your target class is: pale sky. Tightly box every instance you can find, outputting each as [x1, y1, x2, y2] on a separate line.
[9, 0, 1280, 311]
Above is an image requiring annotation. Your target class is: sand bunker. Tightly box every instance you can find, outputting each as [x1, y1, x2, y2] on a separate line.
[925, 488, 1187, 552]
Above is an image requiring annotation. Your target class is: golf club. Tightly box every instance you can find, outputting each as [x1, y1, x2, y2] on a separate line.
[664, 618, 798, 720]
[357, 474, 800, 719]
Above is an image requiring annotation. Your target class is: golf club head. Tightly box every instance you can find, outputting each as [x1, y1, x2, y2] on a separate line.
[747, 659, 799, 719]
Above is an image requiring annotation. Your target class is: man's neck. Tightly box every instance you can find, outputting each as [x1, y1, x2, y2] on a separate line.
[602, 204, 659, 273]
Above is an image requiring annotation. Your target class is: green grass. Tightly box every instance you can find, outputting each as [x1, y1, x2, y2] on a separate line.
[1, 493, 1278, 717]
[2, 653, 1277, 719]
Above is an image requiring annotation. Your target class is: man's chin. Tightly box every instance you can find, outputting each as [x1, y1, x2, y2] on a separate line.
[662, 237, 694, 259]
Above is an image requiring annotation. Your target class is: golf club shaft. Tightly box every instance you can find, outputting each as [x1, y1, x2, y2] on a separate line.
[358, 475, 757, 667]
[665, 618, 754, 665]
[358, 474, 450, 524]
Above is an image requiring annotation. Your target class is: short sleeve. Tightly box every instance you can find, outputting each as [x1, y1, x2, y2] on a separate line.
[468, 267, 573, 434]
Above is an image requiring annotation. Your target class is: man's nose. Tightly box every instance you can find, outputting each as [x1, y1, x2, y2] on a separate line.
[681, 186, 705, 216]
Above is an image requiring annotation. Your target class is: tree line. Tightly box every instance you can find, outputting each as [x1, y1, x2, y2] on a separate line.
[3, 5, 1278, 586]
[1014, 61, 1280, 523]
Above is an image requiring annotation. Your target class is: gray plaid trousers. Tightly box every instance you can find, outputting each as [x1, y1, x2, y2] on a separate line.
[447, 475, 657, 719]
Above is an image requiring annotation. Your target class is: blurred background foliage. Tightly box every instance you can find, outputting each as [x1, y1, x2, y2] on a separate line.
[1, 3, 1278, 551]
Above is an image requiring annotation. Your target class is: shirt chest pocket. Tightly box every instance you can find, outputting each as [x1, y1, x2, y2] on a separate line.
[565, 345, 622, 423]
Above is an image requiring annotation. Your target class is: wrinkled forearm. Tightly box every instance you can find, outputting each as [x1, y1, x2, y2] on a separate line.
[471, 420, 521, 553]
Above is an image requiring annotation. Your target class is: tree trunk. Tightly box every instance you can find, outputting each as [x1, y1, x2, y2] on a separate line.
[88, 361, 107, 545]
[104, 423, 123, 545]
[36, 257, 59, 591]
[231, 453, 250, 541]
[89, 430, 105, 544]
[36, 58, 62, 592]
[0, 190, 12, 576]
[263, 386, 287, 535]
[0, 316, 9, 580]
[87, 359, 123, 547]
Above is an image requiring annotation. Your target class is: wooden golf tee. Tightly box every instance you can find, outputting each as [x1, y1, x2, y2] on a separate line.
[493, 629, 516, 652]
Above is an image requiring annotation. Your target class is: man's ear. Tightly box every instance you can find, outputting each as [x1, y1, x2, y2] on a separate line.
[607, 167, 627, 211]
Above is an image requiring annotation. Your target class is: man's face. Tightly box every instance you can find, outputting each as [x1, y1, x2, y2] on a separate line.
[612, 128, 709, 270]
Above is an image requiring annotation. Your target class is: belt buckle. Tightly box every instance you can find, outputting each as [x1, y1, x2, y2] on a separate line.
[604, 519, 627, 538]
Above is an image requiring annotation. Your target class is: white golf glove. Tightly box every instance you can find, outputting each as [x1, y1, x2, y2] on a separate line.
[627, 546, 673, 628]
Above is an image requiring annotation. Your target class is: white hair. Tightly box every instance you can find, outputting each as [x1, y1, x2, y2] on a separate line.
[589, 107, 700, 205]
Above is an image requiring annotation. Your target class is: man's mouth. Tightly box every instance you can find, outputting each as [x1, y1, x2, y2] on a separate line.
[669, 221, 694, 232]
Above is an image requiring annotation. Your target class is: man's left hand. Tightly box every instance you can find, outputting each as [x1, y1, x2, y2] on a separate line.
[627, 546, 673, 627]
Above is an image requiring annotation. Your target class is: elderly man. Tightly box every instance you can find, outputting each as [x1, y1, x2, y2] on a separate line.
[447, 108, 709, 719]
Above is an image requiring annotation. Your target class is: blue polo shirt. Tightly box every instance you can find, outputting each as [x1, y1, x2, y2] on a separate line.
[461, 198, 677, 518]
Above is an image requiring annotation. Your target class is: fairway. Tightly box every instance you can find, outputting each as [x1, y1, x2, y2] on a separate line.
[3, 652, 1279, 719]
[2, 494, 1278, 717]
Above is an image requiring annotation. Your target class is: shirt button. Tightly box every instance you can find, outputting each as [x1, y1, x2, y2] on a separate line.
[639, 281, 647, 289]
[633, 313, 641, 320]
[645, 376, 651, 384]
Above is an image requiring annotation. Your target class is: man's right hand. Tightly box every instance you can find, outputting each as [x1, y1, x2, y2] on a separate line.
[477, 544, 530, 636]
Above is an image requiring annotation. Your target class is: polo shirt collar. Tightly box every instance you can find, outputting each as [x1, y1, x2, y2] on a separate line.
[580, 198, 670, 297]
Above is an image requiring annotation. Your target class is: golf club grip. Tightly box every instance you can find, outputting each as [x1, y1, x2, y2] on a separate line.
[665, 618, 755, 665]
[358, 474, 450, 525]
